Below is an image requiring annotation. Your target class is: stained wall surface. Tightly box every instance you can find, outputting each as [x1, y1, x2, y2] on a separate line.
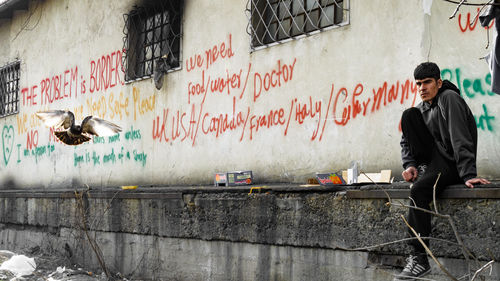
[0, 0, 498, 188]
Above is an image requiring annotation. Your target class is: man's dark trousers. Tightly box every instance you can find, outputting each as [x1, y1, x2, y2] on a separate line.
[401, 107, 462, 253]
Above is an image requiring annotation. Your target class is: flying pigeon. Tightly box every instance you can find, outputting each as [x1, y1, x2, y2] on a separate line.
[36, 110, 122, 145]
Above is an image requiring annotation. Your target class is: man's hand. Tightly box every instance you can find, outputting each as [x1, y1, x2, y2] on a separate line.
[465, 178, 491, 188]
[402, 166, 418, 182]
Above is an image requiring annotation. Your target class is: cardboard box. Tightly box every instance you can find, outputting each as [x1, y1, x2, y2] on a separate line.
[357, 170, 392, 183]
[215, 171, 253, 186]
[341, 169, 392, 184]
[315, 172, 346, 186]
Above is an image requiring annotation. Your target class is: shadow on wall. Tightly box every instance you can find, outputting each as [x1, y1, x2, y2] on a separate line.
[0, 176, 18, 189]
[0, 177, 86, 190]
[71, 177, 83, 189]
[52, 177, 85, 190]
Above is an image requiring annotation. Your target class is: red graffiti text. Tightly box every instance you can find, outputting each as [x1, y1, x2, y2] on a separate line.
[254, 58, 297, 102]
[186, 33, 234, 72]
[89, 49, 125, 93]
[458, 8, 494, 32]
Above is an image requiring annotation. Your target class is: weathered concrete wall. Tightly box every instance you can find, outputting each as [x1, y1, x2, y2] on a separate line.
[0, 0, 498, 188]
[4, 227, 493, 281]
[0, 186, 498, 280]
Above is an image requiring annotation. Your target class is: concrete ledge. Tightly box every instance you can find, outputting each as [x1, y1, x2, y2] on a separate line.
[0, 182, 498, 280]
[0, 181, 499, 199]
[346, 187, 500, 199]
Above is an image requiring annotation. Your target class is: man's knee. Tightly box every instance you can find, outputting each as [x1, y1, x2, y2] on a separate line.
[402, 107, 421, 121]
[409, 182, 432, 206]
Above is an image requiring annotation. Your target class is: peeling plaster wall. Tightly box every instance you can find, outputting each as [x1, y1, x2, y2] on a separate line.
[0, 0, 498, 188]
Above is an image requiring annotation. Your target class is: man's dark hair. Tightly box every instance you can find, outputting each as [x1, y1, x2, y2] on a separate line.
[414, 62, 441, 80]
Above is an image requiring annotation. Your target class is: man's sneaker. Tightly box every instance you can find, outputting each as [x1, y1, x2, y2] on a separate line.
[393, 254, 431, 280]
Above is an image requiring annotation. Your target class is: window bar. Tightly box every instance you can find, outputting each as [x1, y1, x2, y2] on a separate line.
[123, 1, 182, 82]
[0, 62, 20, 117]
[247, 0, 347, 50]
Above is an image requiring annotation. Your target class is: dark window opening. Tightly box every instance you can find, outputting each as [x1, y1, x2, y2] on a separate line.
[247, 0, 348, 49]
[123, 1, 183, 82]
[0, 61, 20, 117]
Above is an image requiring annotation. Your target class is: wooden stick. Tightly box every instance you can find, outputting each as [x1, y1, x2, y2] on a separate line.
[74, 191, 112, 279]
[450, 0, 468, 19]
[334, 236, 461, 252]
[402, 215, 459, 281]
[471, 260, 495, 281]
[432, 173, 441, 214]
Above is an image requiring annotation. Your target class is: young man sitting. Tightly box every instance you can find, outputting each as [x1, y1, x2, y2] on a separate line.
[397, 62, 490, 280]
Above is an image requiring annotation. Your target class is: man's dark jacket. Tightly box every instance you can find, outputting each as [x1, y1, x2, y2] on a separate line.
[400, 80, 478, 182]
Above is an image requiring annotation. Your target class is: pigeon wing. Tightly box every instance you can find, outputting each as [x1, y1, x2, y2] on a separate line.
[36, 110, 74, 129]
[81, 116, 122, 136]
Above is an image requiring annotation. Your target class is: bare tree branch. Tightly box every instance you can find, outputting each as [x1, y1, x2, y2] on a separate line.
[450, 0, 469, 19]
[74, 190, 112, 279]
[334, 236, 461, 252]
[402, 215, 459, 281]
[468, 0, 493, 28]
[442, 0, 500, 6]
[408, 195, 418, 208]
[432, 173, 442, 214]
[471, 260, 495, 280]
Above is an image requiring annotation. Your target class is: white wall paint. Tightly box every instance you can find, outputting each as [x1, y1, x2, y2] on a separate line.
[0, 0, 498, 188]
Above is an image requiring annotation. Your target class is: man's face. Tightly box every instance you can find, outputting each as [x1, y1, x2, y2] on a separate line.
[415, 78, 442, 103]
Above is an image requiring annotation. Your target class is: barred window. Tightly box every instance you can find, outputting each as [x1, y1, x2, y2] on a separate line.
[123, 1, 183, 82]
[247, 0, 349, 49]
[0, 61, 20, 117]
